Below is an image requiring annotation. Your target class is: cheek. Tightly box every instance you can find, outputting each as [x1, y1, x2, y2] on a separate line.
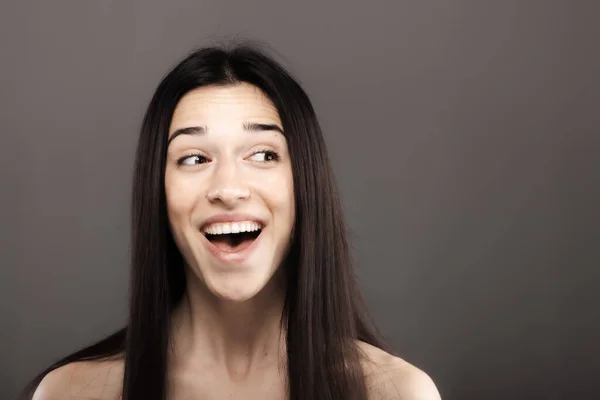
[268, 170, 295, 226]
[165, 172, 199, 223]
[284, 177, 295, 223]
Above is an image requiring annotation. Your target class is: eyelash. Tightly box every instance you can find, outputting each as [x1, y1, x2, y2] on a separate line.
[176, 149, 281, 166]
[253, 149, 281, 163]
[176, 153, 208, 166]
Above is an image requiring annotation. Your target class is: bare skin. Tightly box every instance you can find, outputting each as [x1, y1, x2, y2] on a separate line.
[34, 342, 440, 400]
[33, 84, 440, 400]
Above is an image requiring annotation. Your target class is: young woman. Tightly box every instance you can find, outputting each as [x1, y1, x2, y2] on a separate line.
[22, 44, 440, 400]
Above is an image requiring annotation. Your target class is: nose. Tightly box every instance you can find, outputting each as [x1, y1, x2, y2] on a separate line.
[206, 161, 250, 207]
[206, 186, 250, 206]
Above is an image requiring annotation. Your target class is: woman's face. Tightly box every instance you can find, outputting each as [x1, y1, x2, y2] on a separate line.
[165, 83, 295, 302]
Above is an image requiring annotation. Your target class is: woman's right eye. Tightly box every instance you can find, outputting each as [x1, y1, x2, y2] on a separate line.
[177, 154, 209, 166]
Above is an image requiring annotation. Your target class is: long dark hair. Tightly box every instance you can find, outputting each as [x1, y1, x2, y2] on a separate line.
[19, 43, 387, 400]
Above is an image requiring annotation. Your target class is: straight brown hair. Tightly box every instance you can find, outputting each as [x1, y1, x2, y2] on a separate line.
[19, 43, 388, 400]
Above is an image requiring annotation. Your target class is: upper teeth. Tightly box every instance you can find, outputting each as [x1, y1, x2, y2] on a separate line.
[204, 221, 262, 235]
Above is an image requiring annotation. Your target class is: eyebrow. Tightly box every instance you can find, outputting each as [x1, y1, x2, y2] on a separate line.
[167, 122, 284, 146]
[242, 122, 284, 135]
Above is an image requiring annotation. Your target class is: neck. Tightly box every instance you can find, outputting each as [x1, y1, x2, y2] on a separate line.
[170, 269, 287, 378]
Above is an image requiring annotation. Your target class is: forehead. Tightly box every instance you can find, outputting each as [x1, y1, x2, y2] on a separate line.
[169, 83, 282, 135]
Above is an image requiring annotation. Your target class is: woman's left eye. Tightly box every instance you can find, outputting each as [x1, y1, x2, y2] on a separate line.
[248, 150, 280, 163]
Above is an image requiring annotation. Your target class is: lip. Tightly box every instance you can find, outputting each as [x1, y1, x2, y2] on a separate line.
[200, 212, 267, 231]
[201, 226, 264, 264]
[199, 212, 267, 265]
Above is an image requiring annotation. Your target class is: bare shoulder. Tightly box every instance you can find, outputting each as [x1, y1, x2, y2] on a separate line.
[357, 341, 441, 400]
[33, 357, 124, 400]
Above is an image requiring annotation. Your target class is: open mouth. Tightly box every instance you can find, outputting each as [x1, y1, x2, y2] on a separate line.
[203, 222, 263, 253]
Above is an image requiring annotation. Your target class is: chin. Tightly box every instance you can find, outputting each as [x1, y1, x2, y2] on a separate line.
[180, 227, 287, 303]
[193, 256, 278, 301]
[214, 289, 262, 303]
[206, 274, 272, 303]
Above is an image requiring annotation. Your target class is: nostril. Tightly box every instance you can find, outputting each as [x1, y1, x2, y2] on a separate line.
[206, 187, 251, 202]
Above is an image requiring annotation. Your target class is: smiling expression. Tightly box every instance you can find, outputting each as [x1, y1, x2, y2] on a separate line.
[165, 83, 295, 302]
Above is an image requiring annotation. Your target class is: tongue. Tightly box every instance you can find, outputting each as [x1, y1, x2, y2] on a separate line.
[209, 232, 256, 253]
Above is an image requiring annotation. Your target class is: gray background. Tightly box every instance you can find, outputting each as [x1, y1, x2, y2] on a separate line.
[1, 1, 599, 399]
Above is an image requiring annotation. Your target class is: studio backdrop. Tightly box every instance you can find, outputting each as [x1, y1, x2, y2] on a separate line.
[1, 1, 599, 399]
